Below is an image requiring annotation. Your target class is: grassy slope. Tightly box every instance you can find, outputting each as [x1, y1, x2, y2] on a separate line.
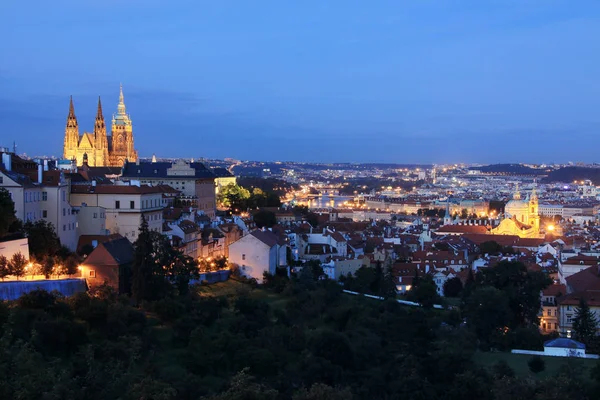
[474, 351, 597, 379]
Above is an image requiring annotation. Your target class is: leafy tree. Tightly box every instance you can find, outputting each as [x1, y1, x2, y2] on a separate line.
[479, 241, 503, 255]
[528, 355, 545, 374]
[572, 298, 598, 346]
[460, 208, 469, 219]
[464, 286, 511, 348]
[23, 220, 61, 260]
[9, 252, 27, 280]
[218, 183, 251, 209]
[443, 276, 463, 297]
[201, 368, 278, 400]
[477, 260, 552, 328]
[253, 210, 276, 228]
[0, 255, 9, 281]
[0, 187, 18, 237]
[407, 274, 440, 309]
[41, 255, 55, 279]
[293, 383, 353, 400]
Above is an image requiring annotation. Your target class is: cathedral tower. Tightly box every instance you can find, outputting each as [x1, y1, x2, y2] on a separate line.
[110, 84, 138, 165]
[93, 97, 109, 166]
[529, 185, 540, 232]
[63, 96, 79, 161]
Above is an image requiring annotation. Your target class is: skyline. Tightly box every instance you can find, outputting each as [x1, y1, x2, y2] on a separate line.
[1, 1, 600, 163]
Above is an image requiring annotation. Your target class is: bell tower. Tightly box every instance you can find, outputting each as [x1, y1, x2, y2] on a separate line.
[63, 96, 79, 161]
[111, 84, 138, 165]
[529, 184, 540, 232]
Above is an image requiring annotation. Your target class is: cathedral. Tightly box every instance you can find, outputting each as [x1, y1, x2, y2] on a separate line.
[63, 85, 138, 167]
[492, 185, 542, 238]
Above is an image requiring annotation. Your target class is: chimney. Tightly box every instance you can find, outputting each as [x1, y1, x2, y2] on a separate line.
[38, 164, 43, 184]
[43, 159, 48, 171]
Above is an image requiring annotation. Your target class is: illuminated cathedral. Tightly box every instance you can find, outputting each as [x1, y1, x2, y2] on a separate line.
[492, 184, 542, 238]
[63, 85, 138, 167]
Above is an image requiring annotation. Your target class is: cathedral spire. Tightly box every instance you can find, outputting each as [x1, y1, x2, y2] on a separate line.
[117, 83, 126, 115]
[68, 96, 76, 119]
[96, 96, 104, 120]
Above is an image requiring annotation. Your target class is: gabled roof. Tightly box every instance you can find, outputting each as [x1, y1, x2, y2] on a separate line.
[102, 237, 135, 264]
[250, 230, 279, 248]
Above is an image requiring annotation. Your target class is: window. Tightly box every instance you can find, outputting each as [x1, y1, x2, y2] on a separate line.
[63, 225, 66, 231]
[42, 191, 47, 201]
[130, 200, 135, 209]
[93, 213, 98, 218]
[115, 201, 120, 209]
[242, 254, 246, 261]
[42, 210, 47, 218]
[547, 309, 551, 316]
[63, 208, 66, 216]
[567, 306, 571, 311]
[62, 190, 66, 201]
[89, 270, 96, 278]
[567, 315, 572, 323]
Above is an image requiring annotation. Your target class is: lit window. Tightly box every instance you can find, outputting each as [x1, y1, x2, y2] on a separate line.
[89, 270, 96, 278]
[242, 254, 246, 261]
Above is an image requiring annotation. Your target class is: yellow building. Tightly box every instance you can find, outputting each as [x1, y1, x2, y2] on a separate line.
[63, 85, 138, 167]
[492, 185, 542, 238]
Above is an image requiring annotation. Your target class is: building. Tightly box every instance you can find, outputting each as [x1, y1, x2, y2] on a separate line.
[79, 235, 134, 294]
[540, 284, 565, 334]
[0, 155, 77, 251]
[63, 85, 138, 167]
[70, 184, 164, 242]
[121, 159, 217, 219]
[212, 167, 236, 196]
[491, 186, 541, 238]
[229, 230, 285, 283]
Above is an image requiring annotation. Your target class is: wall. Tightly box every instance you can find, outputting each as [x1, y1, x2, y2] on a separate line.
[229, 235, 274, 283]
[0, 279, 87, 301]
[0, 237, 30, 260]
[77, 205, 107, 236]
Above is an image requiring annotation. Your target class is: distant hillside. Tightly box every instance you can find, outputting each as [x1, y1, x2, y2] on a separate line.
[469, 164, 548, 175]
[543, 166, 600, 185]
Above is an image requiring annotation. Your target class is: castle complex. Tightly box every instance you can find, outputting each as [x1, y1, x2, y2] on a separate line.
[63, 85, 138, 167]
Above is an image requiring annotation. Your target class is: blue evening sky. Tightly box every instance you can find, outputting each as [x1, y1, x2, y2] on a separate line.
[1, 1, 599, 164]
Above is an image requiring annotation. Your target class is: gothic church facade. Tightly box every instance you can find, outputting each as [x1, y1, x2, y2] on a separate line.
[63, 85, 138, 167]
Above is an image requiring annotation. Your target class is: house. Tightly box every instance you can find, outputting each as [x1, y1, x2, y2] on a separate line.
[540, 284, 565, 334]
[1, 154, 77, 250]
[229, 230, 285, 283]
[79, 235, 134, 294]
[70, 183, 164, 242]
[559, 254, 600, 282]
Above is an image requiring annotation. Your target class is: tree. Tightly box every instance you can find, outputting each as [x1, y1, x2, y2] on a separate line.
[0, 188, 18, 237]
[217, 183, 250, 209]
[0, 255, 9, 281]
[23, 220, 61, 260]
[293, 383, 353, 400]
[477, 260, 552, 328]
[132, 216, 160, 303]
[253, 210, 276, 228]
[9, 252, 27, 280]
[572, 298, 598, 346]
[479, 241, 503, 255]
[443, 277, 463, 297]
[201, 368, 278, 400]
[464, 286, 511, 348]
[407, 274, 440, 309]
[41, 255, 55, 279]
[528, 355, 545, 374]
